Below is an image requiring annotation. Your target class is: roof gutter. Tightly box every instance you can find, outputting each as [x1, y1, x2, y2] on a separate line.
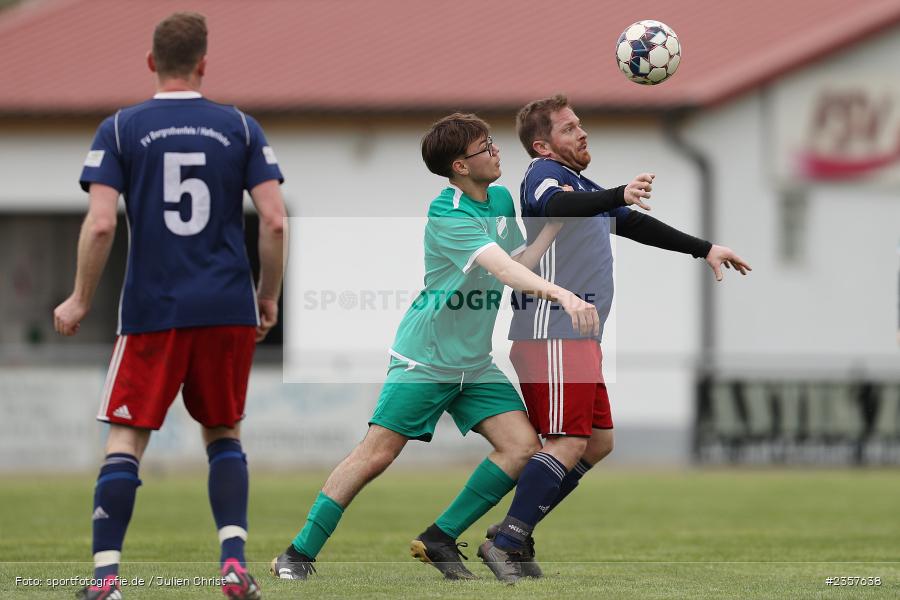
[661, 109, 715, 462]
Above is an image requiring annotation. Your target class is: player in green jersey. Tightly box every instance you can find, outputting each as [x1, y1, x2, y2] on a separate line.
[271, 113, 597, 581]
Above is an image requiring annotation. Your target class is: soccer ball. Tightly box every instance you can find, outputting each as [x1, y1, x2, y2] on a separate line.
[616, 20, 681, 85]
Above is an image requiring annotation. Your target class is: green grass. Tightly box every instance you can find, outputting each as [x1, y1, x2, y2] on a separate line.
[1, 469, 899, 598]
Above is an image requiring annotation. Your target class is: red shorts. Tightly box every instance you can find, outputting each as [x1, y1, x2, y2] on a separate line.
[510, 339, 612, 437]
[98, 326, 257, 430]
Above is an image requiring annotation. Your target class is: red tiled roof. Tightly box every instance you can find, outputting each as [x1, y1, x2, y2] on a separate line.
[1, 0, 899, 115]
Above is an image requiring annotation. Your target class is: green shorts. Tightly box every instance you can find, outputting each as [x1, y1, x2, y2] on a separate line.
[369, 355, 525, 442]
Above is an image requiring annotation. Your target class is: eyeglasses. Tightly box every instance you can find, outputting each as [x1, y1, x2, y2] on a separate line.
[463, 136, 495, 159]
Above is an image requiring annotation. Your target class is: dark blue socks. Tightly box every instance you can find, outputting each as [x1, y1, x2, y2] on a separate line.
[494, 452, 566, 550]
[92, 453, 141, 579]
[90, 439, 251, 578]
[207, 438, 249, 567]
[540, 458, 593, 521]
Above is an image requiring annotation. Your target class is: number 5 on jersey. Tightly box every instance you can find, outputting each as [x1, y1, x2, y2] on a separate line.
[164, 152, 210, 236]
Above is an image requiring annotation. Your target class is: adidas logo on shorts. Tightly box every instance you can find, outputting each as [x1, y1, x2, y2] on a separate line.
[112, 405, 132, 420]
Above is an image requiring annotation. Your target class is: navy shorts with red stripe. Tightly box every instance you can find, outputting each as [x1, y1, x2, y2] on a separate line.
[98, 326, 257, 430]
[510, 338, 612, 437]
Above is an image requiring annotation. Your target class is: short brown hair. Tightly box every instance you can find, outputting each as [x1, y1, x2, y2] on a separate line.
[516, 94, 570, 158]
[421, 113, 491, 178]
[152, 12, 208, 79]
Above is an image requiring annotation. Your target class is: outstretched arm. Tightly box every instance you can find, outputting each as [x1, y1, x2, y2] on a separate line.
[616, 212, 751, 281]
[53, 183, 119, 336]
[544, 173, 655, 218]
[615, 211, 712, 257]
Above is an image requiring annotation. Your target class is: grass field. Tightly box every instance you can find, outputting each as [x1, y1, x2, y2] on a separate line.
[2, 468, 899, 599]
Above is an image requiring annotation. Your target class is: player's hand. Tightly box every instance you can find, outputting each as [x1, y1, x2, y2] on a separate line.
[53, 295, 89, 336]
[705, 244, 752, 281]
[256, 297, 279, 341]
[624, 173, 654, 211]
[558, 291, 600, 337]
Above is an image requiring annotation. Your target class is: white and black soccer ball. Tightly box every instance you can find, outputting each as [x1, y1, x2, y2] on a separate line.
[616, 20, 681, 85]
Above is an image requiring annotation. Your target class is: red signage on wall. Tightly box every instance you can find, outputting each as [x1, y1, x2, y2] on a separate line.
[796, 89, 899, 181]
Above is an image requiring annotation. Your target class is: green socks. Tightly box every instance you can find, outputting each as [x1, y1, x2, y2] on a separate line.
[290, 460, 514, 557]
[291, 491, 344, 559]
[434, 458, 515, 539]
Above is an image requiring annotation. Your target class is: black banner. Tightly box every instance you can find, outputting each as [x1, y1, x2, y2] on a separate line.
[694, 378, 900, 465]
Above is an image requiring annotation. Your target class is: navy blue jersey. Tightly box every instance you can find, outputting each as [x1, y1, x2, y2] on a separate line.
[79, 92, 284, 334]
[508, 158, 630, 341]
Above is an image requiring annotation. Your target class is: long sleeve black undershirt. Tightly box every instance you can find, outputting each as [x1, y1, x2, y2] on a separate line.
[543, 188, 712, 259]
[615, 211, 712, 258]
[544, 186, 626, 218]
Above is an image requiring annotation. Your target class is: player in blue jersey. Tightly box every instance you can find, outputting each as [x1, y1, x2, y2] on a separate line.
[53, 13, 286, 600]
[270, 113, 598, 583]
[478, 95, 752, 582]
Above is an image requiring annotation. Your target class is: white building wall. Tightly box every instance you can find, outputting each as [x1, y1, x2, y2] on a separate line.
[688, 27, 900, 374]
[1, 123, 96, 211]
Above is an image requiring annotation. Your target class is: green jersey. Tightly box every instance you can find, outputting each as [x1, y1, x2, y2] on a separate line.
[390, 185, 526, 372]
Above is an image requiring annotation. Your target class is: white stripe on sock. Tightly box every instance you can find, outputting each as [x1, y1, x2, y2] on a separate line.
[103, 455, 139, 468]
[94, 550, 121, 568]
[218, 525, 248, 543]
[532, 452, 566, 481]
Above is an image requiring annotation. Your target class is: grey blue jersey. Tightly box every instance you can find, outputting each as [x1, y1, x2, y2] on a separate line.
[509, 158, 631, 341]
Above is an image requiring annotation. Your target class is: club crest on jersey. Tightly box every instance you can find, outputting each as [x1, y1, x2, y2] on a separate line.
[496, 215, 508, 239]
